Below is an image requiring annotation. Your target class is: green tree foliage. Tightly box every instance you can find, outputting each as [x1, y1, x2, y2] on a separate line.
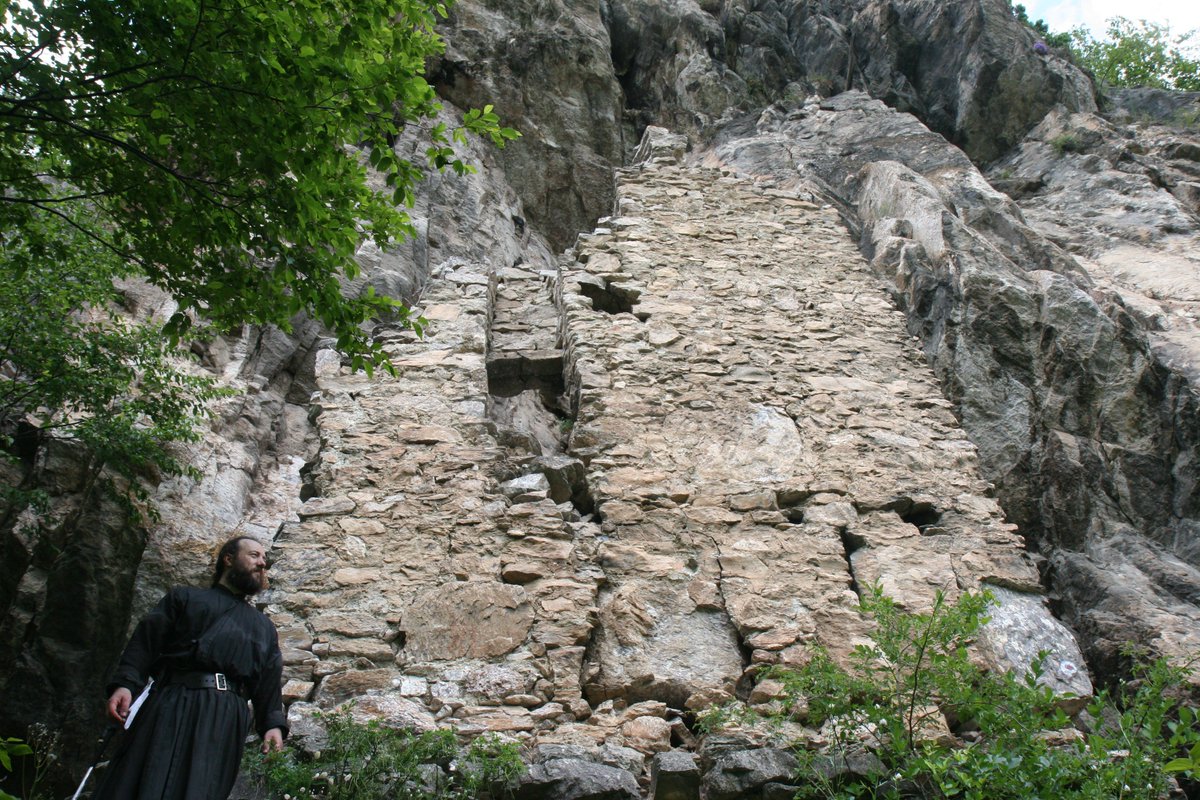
[1013, 5, 1071, 49]
[1, 0, 515, 517]
[0, 725, 57, 800]
[0, 0, 517, 372]
[1069, 17, 1200, 91]
[0, 204, 230, 521]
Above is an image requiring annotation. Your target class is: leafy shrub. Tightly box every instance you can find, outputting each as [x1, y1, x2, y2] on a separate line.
[0, 725, 59, 800]
[706, 587, 1200, 799]
[1013, 4, 1072, 49]
[1050, 133, 1084, 154]
[245, 710, 524, 799]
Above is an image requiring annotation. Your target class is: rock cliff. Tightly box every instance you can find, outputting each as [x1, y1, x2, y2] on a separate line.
[3, 0, 1200, 796]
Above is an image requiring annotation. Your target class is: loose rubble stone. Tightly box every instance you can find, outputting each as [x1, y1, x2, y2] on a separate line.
[649, 750, 701, 800]
[517, 758, 641, 800]
[702, 748, 800, 800]
[253, 123, 1099, 798]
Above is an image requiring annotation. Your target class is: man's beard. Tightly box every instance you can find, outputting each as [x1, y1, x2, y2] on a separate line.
[227, 563, 267, 595]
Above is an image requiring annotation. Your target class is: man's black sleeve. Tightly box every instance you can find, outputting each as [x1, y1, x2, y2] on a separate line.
[253, 623, 288, 738]
[105, 588, 182, 696]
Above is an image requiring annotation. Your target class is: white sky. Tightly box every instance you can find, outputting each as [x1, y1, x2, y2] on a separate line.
[1020, 0, 1200, 37]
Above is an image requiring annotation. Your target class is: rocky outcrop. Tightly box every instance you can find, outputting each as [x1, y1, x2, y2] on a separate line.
[0, 314, 320, 777]
[247, 133, 1088, 795]
[7, 0, 1200, 794]
[0, 123, 536, 783]
[983, 96, 1200, 674]
[430, 0, 1097, 249]
[605, 0, 1094, 162]
[430, 1, 626, 251]
[710, 90, 1200, 674]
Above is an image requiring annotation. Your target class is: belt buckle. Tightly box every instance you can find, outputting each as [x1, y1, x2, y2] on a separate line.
[214, 673, 228, 691]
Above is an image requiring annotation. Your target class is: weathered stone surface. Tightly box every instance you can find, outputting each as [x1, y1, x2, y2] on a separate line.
[400, 582, 534, 662]
[607, 0, 1093, 163]
[313, 669, 396, 704]
[16, 2, 1200, 792]
[344, 693, 438, 732]
[976, 585, 1093, 708]
[621, 715, 672, 755]
[702, 748, 799, 800]
[649, 750, 701, 800]
[434, 2, 624, 251]
[563, 145, 1066, 693]
[712, 88, 1200, 678]
[517, 758, 640, 800]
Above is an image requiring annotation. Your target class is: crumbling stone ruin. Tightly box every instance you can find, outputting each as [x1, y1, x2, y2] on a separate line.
[3, 0, 1200, 796]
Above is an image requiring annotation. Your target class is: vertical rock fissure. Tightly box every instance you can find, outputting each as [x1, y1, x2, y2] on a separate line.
[838, 525, 866, 599]
[705, 531, 755, 698]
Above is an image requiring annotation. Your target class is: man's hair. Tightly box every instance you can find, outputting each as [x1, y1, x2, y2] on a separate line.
[211, 536, 258, 588]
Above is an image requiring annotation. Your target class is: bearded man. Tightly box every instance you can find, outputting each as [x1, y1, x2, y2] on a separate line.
[93, 536, 287, 800]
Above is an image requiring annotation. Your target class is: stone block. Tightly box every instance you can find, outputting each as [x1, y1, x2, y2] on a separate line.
[703, 748, 799, 800]
[517, 758, 640, 800]
[399, 582, 534, 661]
[650, 750, 700, 800]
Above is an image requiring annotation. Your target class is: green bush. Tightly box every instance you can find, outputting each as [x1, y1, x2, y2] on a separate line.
[245, 710, 524, 799]
[1050, 133, 1084, 155]
[1013, 5, 1072, 49]
[0, 725, 58, 800]
[705, 587, 1200, 799]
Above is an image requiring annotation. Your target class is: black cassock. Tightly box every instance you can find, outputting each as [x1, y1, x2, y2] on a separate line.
[94, 585, 287, 800]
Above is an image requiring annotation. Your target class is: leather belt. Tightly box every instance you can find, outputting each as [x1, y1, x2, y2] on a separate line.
[164, 670, 248, 697]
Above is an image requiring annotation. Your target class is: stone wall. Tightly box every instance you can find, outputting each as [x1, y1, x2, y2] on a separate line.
[262, 131, 1087, 796]
[711, 92, 1200, 677]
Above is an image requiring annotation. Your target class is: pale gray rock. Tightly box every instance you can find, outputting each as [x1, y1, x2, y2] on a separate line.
[501, 473, 552, 499]
[517, 758, 640, 800]
[976, 585, 1093, 709]
[433, 0, 625, 250]
[712, 88, 1200, 678]
[532, 455, 588, 505]
[702, 748, 799, 800]
[400, 583, 534, 662]
[15, 0, 1200, 790]
[649, 750, 701, 800]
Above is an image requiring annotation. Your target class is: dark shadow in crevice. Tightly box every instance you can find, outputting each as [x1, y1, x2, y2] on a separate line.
[899, 504, 942, 533]
[840, 528, 867, 597]
[577, 280, 645, 318]
[299, 458, 319, 501]
[486, 352, 565, 399]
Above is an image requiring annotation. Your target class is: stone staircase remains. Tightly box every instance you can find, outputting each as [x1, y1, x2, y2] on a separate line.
[266, 132, 1090, 797]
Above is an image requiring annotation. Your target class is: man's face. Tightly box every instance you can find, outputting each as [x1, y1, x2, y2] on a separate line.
[225, 539, 269, 595]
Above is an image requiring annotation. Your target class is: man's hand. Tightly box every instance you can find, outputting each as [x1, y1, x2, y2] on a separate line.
[261, 727, 284, 754]
[106, 688, 133, 724]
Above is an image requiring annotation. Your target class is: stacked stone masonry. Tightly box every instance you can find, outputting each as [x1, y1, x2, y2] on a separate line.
[266, 143, 1090, 794]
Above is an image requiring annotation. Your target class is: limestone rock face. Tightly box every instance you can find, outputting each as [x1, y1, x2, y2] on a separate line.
[8, 1, 1200, 795]
[428, 0, 1096, 248]
[711, 90, 1200, 674]
[606, 0, 1094, 162]
[251, 134, 1085, 800]
[0, 108, 540, 781]
[400, 582, 535, 662]
[983, 97, 1200, 673]
[432, 0, 626, 251]
[846, 0, 1096, 162]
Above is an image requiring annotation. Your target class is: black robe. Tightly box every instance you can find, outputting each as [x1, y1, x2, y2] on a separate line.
[94, 585, 287, 800]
